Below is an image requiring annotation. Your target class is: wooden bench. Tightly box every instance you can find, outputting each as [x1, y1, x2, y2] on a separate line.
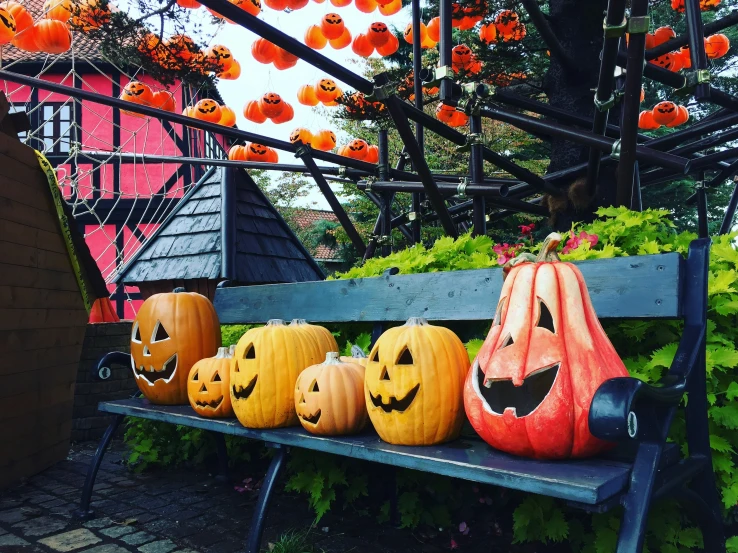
[76, 238, 726, 553]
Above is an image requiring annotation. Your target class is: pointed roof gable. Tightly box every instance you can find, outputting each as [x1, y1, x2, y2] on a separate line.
[114, 167, 324, 286]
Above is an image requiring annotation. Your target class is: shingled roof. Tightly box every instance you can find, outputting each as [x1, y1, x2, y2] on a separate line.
[113, 167, 325, 286]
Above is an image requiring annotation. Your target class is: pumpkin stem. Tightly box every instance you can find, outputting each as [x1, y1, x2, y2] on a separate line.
[291, 319, 307, 325]
[266, 319, 285, 326]
[404, 317, 429, 326]
[228, 344, 236, 356]
[172, 287, 186, 293]
[324, 351, 340, 364]
[215, 346, 230, 359]
[535, 232, 562, 263]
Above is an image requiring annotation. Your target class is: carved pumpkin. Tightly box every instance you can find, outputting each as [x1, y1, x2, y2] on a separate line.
[270, 102, 294, 124]
[244, 100, 267, 123]
[305, 24, 327, 49]
[286, 0, 309, 9]
[329, 27, 352, 49]
[315, 78, 340, 103]
[376, 33, 399, 56]
[638, 110, 660, 130]
[295, 352, 368, 435]
[297, 84, 320, 106]
[151, 90, 176, 112]
[355, 0, 376, 12]
[218, 59, 241, 80]
[188, 347, 234, 418]
[404, 22, 427, 45]
[478, 23, 497, 44]
[231, 319, 328, 428]
[6, 2, 34, 50]
[177, 0, 201, 7]
[194, 99, 222, 122]
[263, 0, 287, 9]
[352, 33, 374, 57]
[367, 21, 389, 47]
[346, 138, 368, 160]
[0, 7, 15, 44]
[228, 144, 249, 161]
[651, 52, 677, 71]
[494, 10, 519, 36]
[239, 0, 262, 16]
[289, 319, 338, 353]
[448, 111, 469, 127]
[705, 34, 730, 59]
[34, 19, 72, 54]
[666, 105, 689, 128]
[246, 142, 270, 162]
[378, 0, 401, 15]
[122, 81, 154, 106]
[131, 290, 221, 405]
[436, 103, 456, 124]
[289, 127, 313, 145]
[259, 92, 284, 118]
[652, 101, 678, 125]
[265, 147, 279, 163]
[252, 38, 277, 64]
[43, 0, 72, 22]
[205, 44, 234, 71]
[463, 233, 629, 459]
[320, 13, 344, 40]
[652, 26, 676, 46]
[312, 129, 337, 151]
[452, 44, 472, 65]
[218, 105, 237, 126]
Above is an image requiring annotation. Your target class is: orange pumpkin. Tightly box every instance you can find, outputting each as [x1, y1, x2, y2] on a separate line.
[321, 12, 344, 40]
[205, 44, 234, 71]
[367, 21, 389, 47]
[337, 145, 349, 157]
[352, 33, 374, 57]
[494, 10, 519, 36]
[131, 290, 221, 405]
[252, 37, 277, 64]
[312, 129, 337, 151]
[6, 2, 34, 49]
[121, 81, 153, 106]
[43, 0, 72, 22]
[330, 0, 352, 6]
[652, 101, 678, 125]
[435, 103, 456, 124]
[479, 23, 497, 44]
[651, 52, 679, 71]
[638, 110, 660, 130]
[375, 32, 399, 55]
[404, 22, 427, 45]
[270, 102, 294, 124]
[286, 0, 309, 9]
[246, 142, 271, 162]
[34, 19, 72, 54]
[355, 0, 376, 13]
[452, 44, 472, 65]
[177, 0, 202, 7]
[705, 34, 730, 59]
[218, 59, 242, 79]
[240, 0, 262, 16]
[151, 90, 176, 112]
[427, 16, 440, 42]
[244, 100, 267, 123]
[464, 234, 629, 459]
[259, 92, 284, 118]
[448, 111, 469, 127]
[653, 26, 676, 46]
[70, 0, 111, 31]
[377, 0, 400, 15]
[666, 105, 689, 128]
[297, 84, 320, 106]
[193, 99, 222, 122]
[315, 78, 340, 102]
[345, 138, 368, 160]
[305, 24, 327, 49]
[274, 47, 298, 67]
[229, 144, 249, 160]
[329, 27, 352, 49]
[365, 144, 379, 163]
[218, 105, 237, 126]
[263, 0, 288, 9]
[0, 6, 15, 44]
[289, 127, 313, 145]
[188, 347, 234, 418]
[265, 147, 279, 163]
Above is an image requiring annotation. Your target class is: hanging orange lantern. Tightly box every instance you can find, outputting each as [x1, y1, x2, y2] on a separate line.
[34, 19, 72, 54]
[345, 138, 369, 160]
[289, 128, 313, 145]
[177, 0, 202, 7]
[367, 22, 390, 47]
[270, 102, 294, 124]
[330, 0, 352, 6]
[312, 129, 337, 151]
[479, 23, 497, 44]
[421, 35, 437, 49]
[337, 145, 349, 157]
[218, 105, 237, 126]
[265, 147, 279, 163]
[315, 78, 340, 103]
[0, 7, 15, 45]
[205, 44, 235, 71]
[352, 33, 374, 57]
[321, 13, 345, 40]
[376, 32, 399, 56]
[259, 92, 285, 118]
[151, 90, 176, 112]
[452, 44, 473, 65]
[275, 47, 299, 66]
[305, 24, 327, 49]
[193, 99, 222, 123]
[240, 0, 262, 16]
[218, 59, 242, 79]
[494, 10, 519, 36]
[365, 144, 379, 163]
[263, 0, 288, 9]
[297, 84, 320, 106]
[286, 0, 309, 9]
[378, 0, 400, 14]
[448, 111, 469, 127]
[355, 0, 376, 13]
[427, 16, 440, 42]
[705, 34, 730, 59]
[229, 144, 249, 160]
[246, 143, 272, 162]
[6, 2, 34, 50]
[244, 100, 267, 123]
[666, 105, 689, 128]
[252, 37, 277, 64]
[652, 26, 676, 46]
[638, 110, 660, 130]
[435, 103, 455, 124]
[329, 27, 352, 49]
[43, 0, 72, 22]
[404, 22, 428, 45]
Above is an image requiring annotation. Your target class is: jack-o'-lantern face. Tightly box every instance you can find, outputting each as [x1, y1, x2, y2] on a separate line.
[370, 22, 388, 36]
[0, 8, 17, 42]
[652, 100, 678, 125]
[348, 139, 367, 152]
[123, 81, 151, 101]
[289, 127, 312, 144]
[262, 92, 282, 106]
[187, 347, 234, 418]
[653, 53, 675, 70]
[452, 44, 472, 63]
[324, 13, 342, 25]
[196, 98, 219, 114]
[211, 44, 232, 60]
[319, 79, 337, 93]
[131, 290, 221, 405]
[364, 318, 468, 446]
[250, 143, 268, 156]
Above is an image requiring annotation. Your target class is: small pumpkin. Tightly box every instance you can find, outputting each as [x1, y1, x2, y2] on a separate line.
[355, 0, 376, 13]
[652, 26, 676, 46]
[452, 44, 472, 65]
[352, 33, 374, 57]
[375, 33, 399, 56]
[188, 347, 234, 418]
[218, 105, 237, 126]
[403, 21, 427, 45]
[329, 27, 352, 50]
[315, 78, 339, 102]
[652, 100, 678, 125]
[228, 144, 249, 161]
[194, 98, 222, 122]
[638, 110, 660, 130]
[218, 59, 242, 80]
[246, 142, 271, 162]
[305, 24, 327, 49]
[367, 21, 389, 47]
[666, 105, 689, 128]
[297, 84, 320, 106]
[289, 127, 313, 145]
[263, 0, 287, 8]
[705, 34, 730, 59]
[231, 319, 328, 428]
[131, 290, 221, 405]
[259, 92, 284, 118]
[464, 233, 629, 459]
[479, 23, 497, 44]
[244, 100, 267, 123]
[43, 0, 72, 22]
[346, 138, 368, 160]
[435, 103, 456, 124]
[270, 102, 294, 124]
[34, 19, 72, 54]
[321, 12, 344, 40]
[651, 52, 677, 71]
[205, 44, 234, 71]
[365, 144, 379, 163]
[295, 352, 368, 435]
[151, 90, 176, 112]
[378, 0, 400, 14]
[122, 81, 154, 106]
[6, 2, 34, 49]
[494, 10, 519, 37]
[0, 6, 15, 44]
[311, 129, 337, 151]
[252, 37, 277, 64]
[365, 318, 468, 446]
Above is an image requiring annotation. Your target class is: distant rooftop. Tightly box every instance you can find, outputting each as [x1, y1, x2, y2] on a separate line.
[292, 209, 342, 262]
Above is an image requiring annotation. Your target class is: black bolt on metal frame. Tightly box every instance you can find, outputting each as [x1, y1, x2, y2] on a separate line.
[411, 0, 424, 245]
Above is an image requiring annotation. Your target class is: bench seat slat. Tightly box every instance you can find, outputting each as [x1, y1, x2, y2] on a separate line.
[102, 398, 632, 505]
[214, 252, 683, 324]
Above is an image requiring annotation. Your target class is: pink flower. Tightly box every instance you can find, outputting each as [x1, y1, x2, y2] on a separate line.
[561, 231, 599, 254]
[518, 223, 535, 235]
[450, 539, 459, 550]
[493, 243, 523, 265]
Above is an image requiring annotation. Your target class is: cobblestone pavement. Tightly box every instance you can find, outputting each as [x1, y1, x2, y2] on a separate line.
[0, 442, 257, 553]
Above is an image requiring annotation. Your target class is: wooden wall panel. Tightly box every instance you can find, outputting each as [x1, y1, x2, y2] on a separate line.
[0, 130, 88, 488]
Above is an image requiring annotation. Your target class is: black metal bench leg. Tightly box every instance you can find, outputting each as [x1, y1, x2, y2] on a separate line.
[674, 487, 726, 553]
[246, 445, 287, 553]
[212, 432, 229, 484]
[74, 414, 124, 520]
[615, 442, 662, 553]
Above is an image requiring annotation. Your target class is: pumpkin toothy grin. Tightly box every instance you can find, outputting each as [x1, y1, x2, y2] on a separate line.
[232, 375, 258, 400]
[299, 409, 322, 425]
[195, 396, 224, 410]
[135, 354, 178, 385]
[474, 360, 559, 417]
[369, 383, 420, 413]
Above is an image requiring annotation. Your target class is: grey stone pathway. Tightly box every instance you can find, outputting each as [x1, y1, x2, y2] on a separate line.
[0, 442, 252, 553]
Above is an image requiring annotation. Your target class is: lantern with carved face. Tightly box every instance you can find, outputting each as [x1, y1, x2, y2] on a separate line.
[231, 319, 327, 428]
[0, 7, 16, 44]
[463, 233, 629, 459]
[194, 99, 222, 122]
[321, 13, 344, 40]
[131, 290, 221, 405]
[289, 319, 338, 353]
[188, 347, 234, 418]
[365, 318, 468, 445]
[295, 352, 368, 435]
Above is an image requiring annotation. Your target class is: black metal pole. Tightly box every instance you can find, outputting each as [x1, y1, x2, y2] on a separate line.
[696, 178, 709, 238]
[297, 149, 367, 257]
[720, 178, 738, 235]
[381, 193, 392, 257]
[518, 0, 577, 73]
[708, 89, 738, 113]
[684, 0, 711, 100]
[364, 191, 414, 242]
[221, 167, 236, 280]
[470, 114, 486, 236]
[439, 0, 453, 102]
[631, 161, 643, 211]
[646, 11, 738, 60]
[411, 0, 424, 245]
[616, 52, 687, 90]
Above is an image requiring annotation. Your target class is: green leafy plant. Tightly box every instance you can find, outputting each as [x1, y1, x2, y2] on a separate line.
[267, 529, 326, 553]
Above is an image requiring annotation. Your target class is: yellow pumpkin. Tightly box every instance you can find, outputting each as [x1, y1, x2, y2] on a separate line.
[231, 319, 327, 428]
[187, 347, 234, 418]
[295, 352, 368, 435]
[365, 318, 468, 445]
[289, 319, 338, 353]
[131, 290, 221, 405]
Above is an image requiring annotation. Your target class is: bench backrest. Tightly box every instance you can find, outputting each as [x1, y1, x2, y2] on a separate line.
[213, 252, 684, 324]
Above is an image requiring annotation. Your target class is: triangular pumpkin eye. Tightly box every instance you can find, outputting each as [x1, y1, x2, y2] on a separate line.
[192, 371, 199, 381]
[396, 347, 413, 365]
[310, 380, 319, 392]
[243, 344, 255, 359]
[500, 334, 514, 349]
[132, 323, 141, 343]
[493, 297, 507, 326]
[152, 321, 169, 342]
[537, 299, 555, 333]
[212, 372, 221, 382]
[369, 349, 379, 363]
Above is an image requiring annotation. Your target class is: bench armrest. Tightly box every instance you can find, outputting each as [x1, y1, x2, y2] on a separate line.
[589, 323, 705, 442]
[91, 351, 130, 382]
